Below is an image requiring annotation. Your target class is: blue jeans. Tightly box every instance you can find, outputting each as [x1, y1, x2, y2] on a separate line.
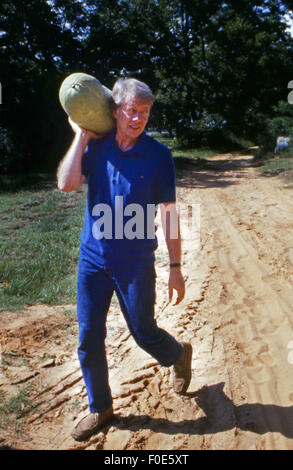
[77, 255, 183, 413]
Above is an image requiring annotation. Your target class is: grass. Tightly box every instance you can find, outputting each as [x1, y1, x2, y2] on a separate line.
[0, 387, 31, 430]
[151, 131, 251, 160]
[151, 132, 221, 159]
[258, 150, 293, 177]
[0, 179, 86, 311]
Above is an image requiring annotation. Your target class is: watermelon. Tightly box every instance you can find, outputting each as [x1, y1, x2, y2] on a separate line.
[59, 72, 115, 134]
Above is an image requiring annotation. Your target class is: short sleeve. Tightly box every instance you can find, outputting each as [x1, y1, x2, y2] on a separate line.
[154, 149, 176, 204]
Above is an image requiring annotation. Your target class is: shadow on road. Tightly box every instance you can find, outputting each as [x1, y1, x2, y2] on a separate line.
[113, 382, 293, 439]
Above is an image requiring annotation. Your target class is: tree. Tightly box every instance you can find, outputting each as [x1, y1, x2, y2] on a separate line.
[151, 0, 293, 145]
[1, 0, 293, 174]
[0, 0, 84, 173]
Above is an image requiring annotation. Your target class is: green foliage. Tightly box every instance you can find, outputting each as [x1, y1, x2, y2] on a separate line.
[0, 127, 26, 174]
[0, 0, 84, 174]
[153, 0, 293, 144]
[1, 0, 293, 169]
[255, 101, 293, 157]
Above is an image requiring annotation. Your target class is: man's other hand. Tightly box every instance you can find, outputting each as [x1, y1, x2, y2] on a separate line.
[168, 269, 185, 305]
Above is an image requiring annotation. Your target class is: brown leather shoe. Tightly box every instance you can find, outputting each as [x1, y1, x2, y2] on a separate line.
[172, 342, 193, 394]
[71, 405, 114, 442]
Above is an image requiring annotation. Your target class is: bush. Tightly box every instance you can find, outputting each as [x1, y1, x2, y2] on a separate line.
[175, 112, 244, 151]
[255, 102, 293, 158]
[0, 127, 27, 175]
[256, 117, 293, 156]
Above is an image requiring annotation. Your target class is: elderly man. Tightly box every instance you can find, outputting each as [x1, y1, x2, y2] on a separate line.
[57, 78, 192, 442]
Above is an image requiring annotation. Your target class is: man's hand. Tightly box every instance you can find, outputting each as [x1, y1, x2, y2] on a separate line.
[68, 117, 102, 141]
[169, 268, 185, 305]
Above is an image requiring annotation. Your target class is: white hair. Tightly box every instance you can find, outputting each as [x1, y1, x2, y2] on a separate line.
[112, 78, 155, 108]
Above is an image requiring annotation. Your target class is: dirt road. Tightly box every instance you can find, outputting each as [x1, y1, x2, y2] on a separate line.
[1, 152, 293, 450]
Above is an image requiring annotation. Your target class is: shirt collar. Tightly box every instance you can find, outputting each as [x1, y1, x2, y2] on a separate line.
[105, 131, 146, 157]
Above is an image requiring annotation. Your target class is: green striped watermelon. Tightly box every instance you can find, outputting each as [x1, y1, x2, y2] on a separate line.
[59, 72, 115, 134]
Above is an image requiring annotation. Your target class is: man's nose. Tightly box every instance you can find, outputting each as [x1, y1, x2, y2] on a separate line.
[132, 110, 147, 120]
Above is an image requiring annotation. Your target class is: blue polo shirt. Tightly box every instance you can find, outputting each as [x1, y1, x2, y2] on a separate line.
[80, 131, 176, 265]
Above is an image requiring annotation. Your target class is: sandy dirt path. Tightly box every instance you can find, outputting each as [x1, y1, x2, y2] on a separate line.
[1, 152, 293, 450]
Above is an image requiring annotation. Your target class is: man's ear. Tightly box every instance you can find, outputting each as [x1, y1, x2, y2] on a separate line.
[113, 106, 118, 119]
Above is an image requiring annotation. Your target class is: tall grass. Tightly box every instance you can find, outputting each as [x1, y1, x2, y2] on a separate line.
[0, 182, 86, 311]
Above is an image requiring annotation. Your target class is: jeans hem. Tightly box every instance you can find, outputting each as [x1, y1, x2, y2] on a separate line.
[89, 400, 113, 414]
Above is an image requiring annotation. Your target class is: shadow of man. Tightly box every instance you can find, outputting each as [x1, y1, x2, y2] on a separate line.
[113, 382, 293, 439]
[189, 382, 293, 438]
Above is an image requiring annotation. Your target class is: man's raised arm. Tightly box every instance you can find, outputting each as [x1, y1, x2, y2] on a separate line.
[57, 118, 98, 193]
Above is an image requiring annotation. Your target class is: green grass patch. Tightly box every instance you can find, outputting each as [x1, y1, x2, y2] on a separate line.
[148, 133, 177, 149]
[150, 132, 216, 158]
[259, 155, 293, 175]
[0, 387, 31, 429]
[151, 131, 248, 160]
[173, 147, 219, 159]
[0, 179, 86, 311]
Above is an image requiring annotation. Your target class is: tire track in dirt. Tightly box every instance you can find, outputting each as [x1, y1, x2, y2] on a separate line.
[200, 168, 293, 450]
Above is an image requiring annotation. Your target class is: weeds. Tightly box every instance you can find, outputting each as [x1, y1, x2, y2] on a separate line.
[0, 387, 30, 430]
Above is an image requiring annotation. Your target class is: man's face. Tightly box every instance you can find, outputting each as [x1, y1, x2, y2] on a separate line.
[113, 98, 151, 140]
